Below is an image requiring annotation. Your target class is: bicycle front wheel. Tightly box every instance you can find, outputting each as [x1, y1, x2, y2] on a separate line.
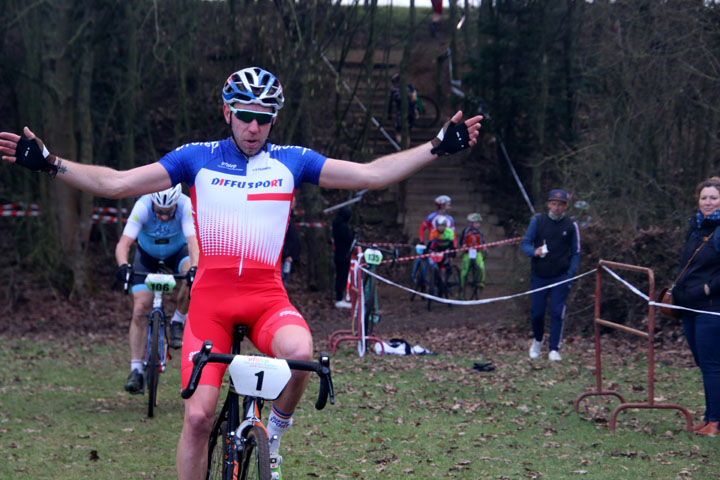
[415, 95, 440, 128]
[445, 265, 461, 302]
[463, 262, 480, 300]
[239, 426, 271, 480]
[363, 276, 378, 337]
[146, 311, 161, 418]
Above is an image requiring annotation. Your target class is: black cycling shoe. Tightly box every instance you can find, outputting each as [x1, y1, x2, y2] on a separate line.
[169, 322, 184, 349]
[125, 370, 144, 395]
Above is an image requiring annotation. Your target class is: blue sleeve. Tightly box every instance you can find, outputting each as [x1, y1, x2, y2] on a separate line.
[271, 145, 327, 187]
[521, 216, 538, 258]
[567, 221, 581, 276]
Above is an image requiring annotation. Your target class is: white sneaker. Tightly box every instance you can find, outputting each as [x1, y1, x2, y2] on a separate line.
[549, 350, 562, 362]
[335, 300, 352, 309]
[529, 339, 543, 359]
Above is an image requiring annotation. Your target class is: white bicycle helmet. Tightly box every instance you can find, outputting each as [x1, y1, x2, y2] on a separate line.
[435, 215, 449, 227]
[435, 195, 451, 208]
[151, 185, 182, 208]
[222, 67, 285, 111]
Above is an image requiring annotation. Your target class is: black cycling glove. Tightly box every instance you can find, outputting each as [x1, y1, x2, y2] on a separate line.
[15, 137, 58, 178]
[186, 266, 197, 288]
[116, 264, 132, 283]
[430, 121, 470, 156]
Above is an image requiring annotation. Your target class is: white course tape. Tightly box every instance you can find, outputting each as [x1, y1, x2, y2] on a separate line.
[601, 264, 720, 317]
[359, 267, 597, 306]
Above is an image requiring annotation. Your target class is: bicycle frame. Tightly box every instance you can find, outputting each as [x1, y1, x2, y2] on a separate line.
[182, 326, 334, 480]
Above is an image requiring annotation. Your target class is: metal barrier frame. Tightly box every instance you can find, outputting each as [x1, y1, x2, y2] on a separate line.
[574, 260, 692, 431]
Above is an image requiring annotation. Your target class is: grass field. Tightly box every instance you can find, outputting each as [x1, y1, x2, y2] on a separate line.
[0, 334, 718, 479]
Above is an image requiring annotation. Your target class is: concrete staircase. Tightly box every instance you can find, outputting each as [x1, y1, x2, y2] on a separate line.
[321, 49, 517, 288]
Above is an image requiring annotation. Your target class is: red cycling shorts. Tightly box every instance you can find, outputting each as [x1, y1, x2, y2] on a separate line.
[180, 266, 310, 389]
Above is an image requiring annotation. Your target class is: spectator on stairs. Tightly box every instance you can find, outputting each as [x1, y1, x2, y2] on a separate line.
[387, 73, 418, 145]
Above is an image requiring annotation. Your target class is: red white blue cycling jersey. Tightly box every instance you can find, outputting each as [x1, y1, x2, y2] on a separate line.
[159, 138, 326, 387]
[160, 138, 326, 276]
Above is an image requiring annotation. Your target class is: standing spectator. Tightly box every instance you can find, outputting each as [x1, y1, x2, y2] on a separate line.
[521, 189, 580, 362]
[672, 176, 720, 436]
[387, 74, 418, 144]
[281, 197, 300, 287]
[332, 206, 355, 308]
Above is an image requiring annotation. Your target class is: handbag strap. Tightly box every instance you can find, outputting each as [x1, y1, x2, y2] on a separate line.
[672, 231, 714, 286]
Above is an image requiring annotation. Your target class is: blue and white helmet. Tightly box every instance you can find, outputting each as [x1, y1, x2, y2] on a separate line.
[151, 185, 182, 208]
[222, 67, 285, 111]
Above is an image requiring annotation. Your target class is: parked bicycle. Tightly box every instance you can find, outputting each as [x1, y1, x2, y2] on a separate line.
[182, 325, 335, 480]
[426, 250, 460, 311]
[354, 243, 398, 339]
[123, 262, 189, 418]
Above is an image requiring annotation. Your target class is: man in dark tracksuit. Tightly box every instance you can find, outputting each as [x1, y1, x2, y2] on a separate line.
[521, 189, 581, 361]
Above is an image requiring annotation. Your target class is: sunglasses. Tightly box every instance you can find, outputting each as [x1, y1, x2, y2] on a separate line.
[153, 206, 177, 218]
[228, 106, 276, 125]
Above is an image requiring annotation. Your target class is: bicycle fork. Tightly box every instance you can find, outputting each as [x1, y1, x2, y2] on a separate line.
[144, 292, 169, 375]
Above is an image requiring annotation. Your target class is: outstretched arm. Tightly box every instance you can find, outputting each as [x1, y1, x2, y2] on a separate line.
[318, 111, 482, 190]
[0, 126, 172, 198]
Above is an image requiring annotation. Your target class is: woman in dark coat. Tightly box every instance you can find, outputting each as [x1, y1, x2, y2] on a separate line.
[673, 176, 720, 436]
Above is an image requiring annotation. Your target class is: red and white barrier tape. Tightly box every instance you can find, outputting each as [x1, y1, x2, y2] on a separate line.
[1, 202, 40, 210]
[93, 206, 128, 215]
[380, 236, 523, 265]
[92, 214, 127, 224]
[295, 221, 326, 228]
[0, 210, 41, 217]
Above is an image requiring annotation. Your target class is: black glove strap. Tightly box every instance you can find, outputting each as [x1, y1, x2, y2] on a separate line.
[15, 137, 58, 178]
[430, 121, 470, 156]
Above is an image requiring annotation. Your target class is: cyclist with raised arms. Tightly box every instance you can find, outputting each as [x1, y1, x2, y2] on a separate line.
[115, 184, 199, 394]
[0, 66, 482, 480]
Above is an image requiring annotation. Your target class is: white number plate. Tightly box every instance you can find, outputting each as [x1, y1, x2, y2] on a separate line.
[227, 355, 292, 400]
[363, 248, 383, 265]
[144, 273, 177, 293]
[469, 248, 477, 259]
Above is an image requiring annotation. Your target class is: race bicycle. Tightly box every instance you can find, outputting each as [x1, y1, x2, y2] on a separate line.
[123, 262, 188, 418]
[426, 250, 461, 311]
[182, 325, 335, 480]
[354, 243, 398, 339]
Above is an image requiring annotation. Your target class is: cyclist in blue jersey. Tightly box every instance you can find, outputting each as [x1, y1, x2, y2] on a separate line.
[0, 66, 482, 480]
[115, 185, 199, 394]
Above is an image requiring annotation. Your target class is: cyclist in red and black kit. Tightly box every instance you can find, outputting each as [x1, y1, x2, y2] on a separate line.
[1, 66, 483, 480]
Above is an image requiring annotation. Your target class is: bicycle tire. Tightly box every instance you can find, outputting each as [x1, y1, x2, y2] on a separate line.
[427, 266, 440, 311]
[415, 95, 440, 128]
[463, 261, 480, 300]
[445, 265, 461, 302]
[146, 311, 161, 418]
[239, 426, 271, 480]
[410, 260, 427, 301]
[207, 419, 232, 480]
[363, 275, 377, 337]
